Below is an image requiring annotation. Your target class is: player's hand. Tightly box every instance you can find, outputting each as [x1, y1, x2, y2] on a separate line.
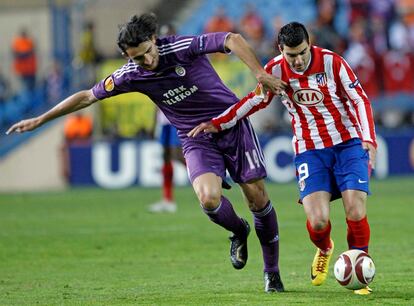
[256, 72, 287, 96]
[362, 141, 376, 170]
[187, 121, 218, 137]
[6, 117, 42, 135]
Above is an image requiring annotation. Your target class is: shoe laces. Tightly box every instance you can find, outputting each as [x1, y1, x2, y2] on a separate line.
[315, 251, 329, 272]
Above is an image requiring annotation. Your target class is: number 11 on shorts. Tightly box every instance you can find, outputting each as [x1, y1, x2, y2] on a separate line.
[245, 149, 260, 169]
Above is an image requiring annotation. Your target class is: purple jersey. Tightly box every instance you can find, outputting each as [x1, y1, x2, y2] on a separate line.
[92, 32, 239, 137]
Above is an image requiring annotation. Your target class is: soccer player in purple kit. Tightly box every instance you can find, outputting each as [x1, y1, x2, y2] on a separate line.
[7, 13, 285, 292]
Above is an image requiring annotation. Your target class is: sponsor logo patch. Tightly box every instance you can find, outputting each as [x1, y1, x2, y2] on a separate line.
[104, 76, 115, 92]
[349, 79, 360, 89]
[293, 88, 324, 105]
[175, 66, 186, 76]
[199, 35, 205, 51]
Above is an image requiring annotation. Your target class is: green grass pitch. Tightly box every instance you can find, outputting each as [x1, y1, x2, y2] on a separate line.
[0, 177, 413, 305]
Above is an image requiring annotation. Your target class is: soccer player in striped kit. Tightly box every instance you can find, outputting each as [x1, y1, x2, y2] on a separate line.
[189, 22, 376, 295]
[7, 13, 285, 292]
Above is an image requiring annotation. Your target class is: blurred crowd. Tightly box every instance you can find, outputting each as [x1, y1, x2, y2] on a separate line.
[1, 0, 414, 138]
[203, 0, 414, 130]
[0, 21, 98, 134]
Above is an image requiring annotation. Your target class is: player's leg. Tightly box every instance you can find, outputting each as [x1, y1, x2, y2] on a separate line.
[193, 172, 250, 255]
[149, 124, 176, 213]
[335, 139, 371, 253]
[335, 139, 372, 295]
[302, 192, 334, 286]
[183, 136, 248, 268]
[239, 178, 284, 292]
[222, 119, 283, 291]
[342, 190, 370, 253]
[342, 191, 372, 295]
[295, 149, 335, 286]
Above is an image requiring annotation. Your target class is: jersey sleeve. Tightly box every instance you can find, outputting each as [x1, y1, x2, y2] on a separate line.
[92, 63, 135, 100]
[188, 32, 231, 57]
[336, 56, 377, 147]
[211, 83, 274, 131]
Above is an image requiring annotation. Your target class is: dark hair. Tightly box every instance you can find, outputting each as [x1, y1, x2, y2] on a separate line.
[277, 22, 309, 49]
[117, 13, 158, 53]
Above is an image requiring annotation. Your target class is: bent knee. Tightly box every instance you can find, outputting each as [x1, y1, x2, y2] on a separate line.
[346, 207, 366, 221]
[198, 190, 221, 209]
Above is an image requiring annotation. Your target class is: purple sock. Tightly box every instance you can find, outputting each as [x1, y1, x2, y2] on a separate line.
[202, 196, 246, 237]
[252, 201, 279, 273]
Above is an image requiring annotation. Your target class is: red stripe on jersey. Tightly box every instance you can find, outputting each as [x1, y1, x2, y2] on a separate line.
[298, 77, 333, 148]
[289, 91, 315, 151]
[211, 89, 273, 130]
[332, 57, 362, 139]
[211, 92, 255, 130]
[322, 57, 351, 142]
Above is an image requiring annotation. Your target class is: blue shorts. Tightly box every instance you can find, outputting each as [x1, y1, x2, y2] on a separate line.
[294, 138, 370, 202]
[159, 124, 181, 147]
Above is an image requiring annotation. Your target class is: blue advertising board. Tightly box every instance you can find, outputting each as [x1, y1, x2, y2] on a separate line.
[68, 133, 414, 188]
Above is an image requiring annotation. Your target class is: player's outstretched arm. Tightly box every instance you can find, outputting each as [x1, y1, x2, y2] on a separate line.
[224, 33, 287, 95]
[188, 84, 273, 138]
[6, 89, 98, 135]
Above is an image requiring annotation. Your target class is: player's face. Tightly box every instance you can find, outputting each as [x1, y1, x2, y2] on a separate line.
[125, 37, 159, 70]
[280, 40, 311, 72]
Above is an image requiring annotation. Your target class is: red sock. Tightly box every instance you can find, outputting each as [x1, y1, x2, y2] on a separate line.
[162, 162, 173, 202]
[346, 216, 370, 253]
[306, 220, 332, 252]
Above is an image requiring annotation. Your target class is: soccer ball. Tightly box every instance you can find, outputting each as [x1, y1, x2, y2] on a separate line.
[334, 249, 375, 290]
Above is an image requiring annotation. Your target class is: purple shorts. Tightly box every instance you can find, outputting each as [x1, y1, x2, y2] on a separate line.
[180, 118, 267, 184]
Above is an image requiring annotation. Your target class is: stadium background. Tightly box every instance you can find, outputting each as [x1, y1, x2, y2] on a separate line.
[0, 1, 413, 305]
[0, 0, 413, 191]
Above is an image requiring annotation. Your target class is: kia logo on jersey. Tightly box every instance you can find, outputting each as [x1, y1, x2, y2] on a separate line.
[293, 89, 324, 105]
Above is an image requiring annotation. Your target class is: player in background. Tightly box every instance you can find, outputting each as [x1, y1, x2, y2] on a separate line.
[149, 109, 185, 213]
[148, 23, 185, 213]
[7, 13, 286, 292]
[189, 22, 376, 295]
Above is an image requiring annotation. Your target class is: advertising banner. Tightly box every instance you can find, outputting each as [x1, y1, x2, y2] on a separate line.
[68, 133, 414, 188]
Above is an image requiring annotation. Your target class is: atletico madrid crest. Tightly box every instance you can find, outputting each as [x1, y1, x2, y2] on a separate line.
[315, 72, 327, 87]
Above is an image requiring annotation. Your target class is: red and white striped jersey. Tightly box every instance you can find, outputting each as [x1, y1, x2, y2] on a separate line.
[212, 46, 377, 155]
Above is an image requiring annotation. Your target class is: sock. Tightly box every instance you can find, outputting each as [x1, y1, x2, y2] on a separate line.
[346, 216, 370, 253]
[252, 201, 279, 273]
[162, 161, 173, 202]
[306, 220, 332, 252]
[202, 196, 246, 237]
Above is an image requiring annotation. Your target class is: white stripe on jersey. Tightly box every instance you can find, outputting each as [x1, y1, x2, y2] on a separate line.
[159, 39, 192, 56]
[158, 38, 193, 51]
[271, 62, 282, 78]
[159, 44, 191, 56]
[289, 78, 325, 151]
[215, 94, 264, 131]
[113, 63, 138, 78]
[339, 62, 371, 141]
[307, 60, 336, 150]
